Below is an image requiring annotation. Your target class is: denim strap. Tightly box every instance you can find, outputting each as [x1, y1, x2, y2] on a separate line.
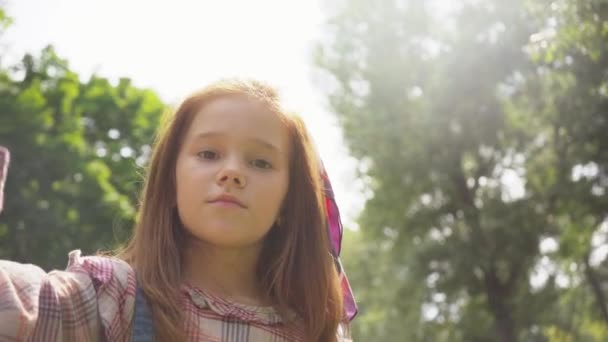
[132, 282, 155, 342]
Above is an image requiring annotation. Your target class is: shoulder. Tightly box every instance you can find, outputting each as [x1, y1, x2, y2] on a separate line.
[0, 250, 136, 341]
[65, 250, 137, 340]
[64, 249, 135, 292]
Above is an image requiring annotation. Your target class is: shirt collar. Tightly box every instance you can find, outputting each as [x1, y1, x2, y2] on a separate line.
[183, 284, 298, 325]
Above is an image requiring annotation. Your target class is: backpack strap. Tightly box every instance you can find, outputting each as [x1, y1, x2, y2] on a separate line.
[132, 282, 155, 342]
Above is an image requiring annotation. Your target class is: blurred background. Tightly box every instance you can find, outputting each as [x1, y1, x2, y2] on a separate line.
[0, 0, 607, 341]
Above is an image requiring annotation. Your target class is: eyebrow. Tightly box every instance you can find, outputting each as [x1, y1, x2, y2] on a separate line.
[192, 132, 282, 153]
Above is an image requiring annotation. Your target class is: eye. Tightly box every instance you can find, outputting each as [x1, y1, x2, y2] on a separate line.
[197, 150, 219, 160]
[251, 159, 272, 169]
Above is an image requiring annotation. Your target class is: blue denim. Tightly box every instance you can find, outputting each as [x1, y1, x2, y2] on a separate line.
[132, 284, 155, 342]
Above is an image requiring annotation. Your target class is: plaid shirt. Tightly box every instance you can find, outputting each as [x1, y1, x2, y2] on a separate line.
[0, 250, 352, 341]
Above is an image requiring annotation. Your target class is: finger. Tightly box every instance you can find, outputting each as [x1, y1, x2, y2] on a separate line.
[0, 146, 10, 213]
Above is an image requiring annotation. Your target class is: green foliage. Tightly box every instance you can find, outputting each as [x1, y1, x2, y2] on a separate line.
[318, 0, 608, 340]
[0, 46, 166, 269]
[0, 1, 606, 340]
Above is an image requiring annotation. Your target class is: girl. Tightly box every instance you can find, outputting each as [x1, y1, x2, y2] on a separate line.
[0, 79, 357, 341]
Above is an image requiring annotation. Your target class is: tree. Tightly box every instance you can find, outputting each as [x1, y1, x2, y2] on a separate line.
[0, 46, 166, 270]
[508, 0, 608, 339]
[316, 0, 607, 340]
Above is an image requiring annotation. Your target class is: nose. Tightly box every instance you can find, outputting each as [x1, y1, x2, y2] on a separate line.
[216, 165, 247, 189]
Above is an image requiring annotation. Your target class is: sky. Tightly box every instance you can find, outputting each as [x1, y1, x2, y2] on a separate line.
[2, 0, 366, 227]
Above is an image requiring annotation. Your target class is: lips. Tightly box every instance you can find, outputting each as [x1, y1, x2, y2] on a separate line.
[207, 194, 247, 208]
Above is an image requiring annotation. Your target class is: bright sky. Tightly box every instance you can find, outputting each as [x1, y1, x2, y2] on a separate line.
[3, 0, 366, 227]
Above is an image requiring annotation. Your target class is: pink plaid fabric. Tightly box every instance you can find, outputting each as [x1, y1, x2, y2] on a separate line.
[0, 251, 352, 341]
[320, 168, 357, 322]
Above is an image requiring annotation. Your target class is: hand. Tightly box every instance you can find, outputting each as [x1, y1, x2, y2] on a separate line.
[0, 146, 9, 214]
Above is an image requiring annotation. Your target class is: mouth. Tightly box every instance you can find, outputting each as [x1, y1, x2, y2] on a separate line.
[207, 194, 247, 208]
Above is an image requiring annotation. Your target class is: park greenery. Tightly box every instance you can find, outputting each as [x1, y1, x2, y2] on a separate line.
[1, 1, 607, 341]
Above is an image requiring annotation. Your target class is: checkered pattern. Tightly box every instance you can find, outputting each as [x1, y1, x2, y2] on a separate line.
[0, 251, 352, 341]
[320, 167, 358, 322]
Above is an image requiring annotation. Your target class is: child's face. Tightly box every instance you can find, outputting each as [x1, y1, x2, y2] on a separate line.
[175, 97, 290, 249]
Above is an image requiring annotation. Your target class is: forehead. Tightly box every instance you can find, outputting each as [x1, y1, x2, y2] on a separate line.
[184, 96, 289, 152]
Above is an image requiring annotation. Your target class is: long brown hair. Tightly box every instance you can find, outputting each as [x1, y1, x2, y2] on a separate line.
[119, 79, 344, 341]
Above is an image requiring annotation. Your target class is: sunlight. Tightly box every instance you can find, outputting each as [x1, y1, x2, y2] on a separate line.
[4, 0, 364, 226]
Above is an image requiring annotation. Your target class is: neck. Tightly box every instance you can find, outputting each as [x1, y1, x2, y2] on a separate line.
[182, 238, 269, 306]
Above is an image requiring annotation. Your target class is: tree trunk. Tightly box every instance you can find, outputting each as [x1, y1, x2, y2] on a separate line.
[484, 268, 517, 342]
[583, 252, 608, 326]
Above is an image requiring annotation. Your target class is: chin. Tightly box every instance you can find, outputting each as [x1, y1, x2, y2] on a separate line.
[191, 227, 264, 248]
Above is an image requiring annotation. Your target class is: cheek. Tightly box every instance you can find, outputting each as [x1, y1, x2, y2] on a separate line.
[175, 157, 208, 204]
[249, 174, 288, 225]
[267, 173, 289, 214]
